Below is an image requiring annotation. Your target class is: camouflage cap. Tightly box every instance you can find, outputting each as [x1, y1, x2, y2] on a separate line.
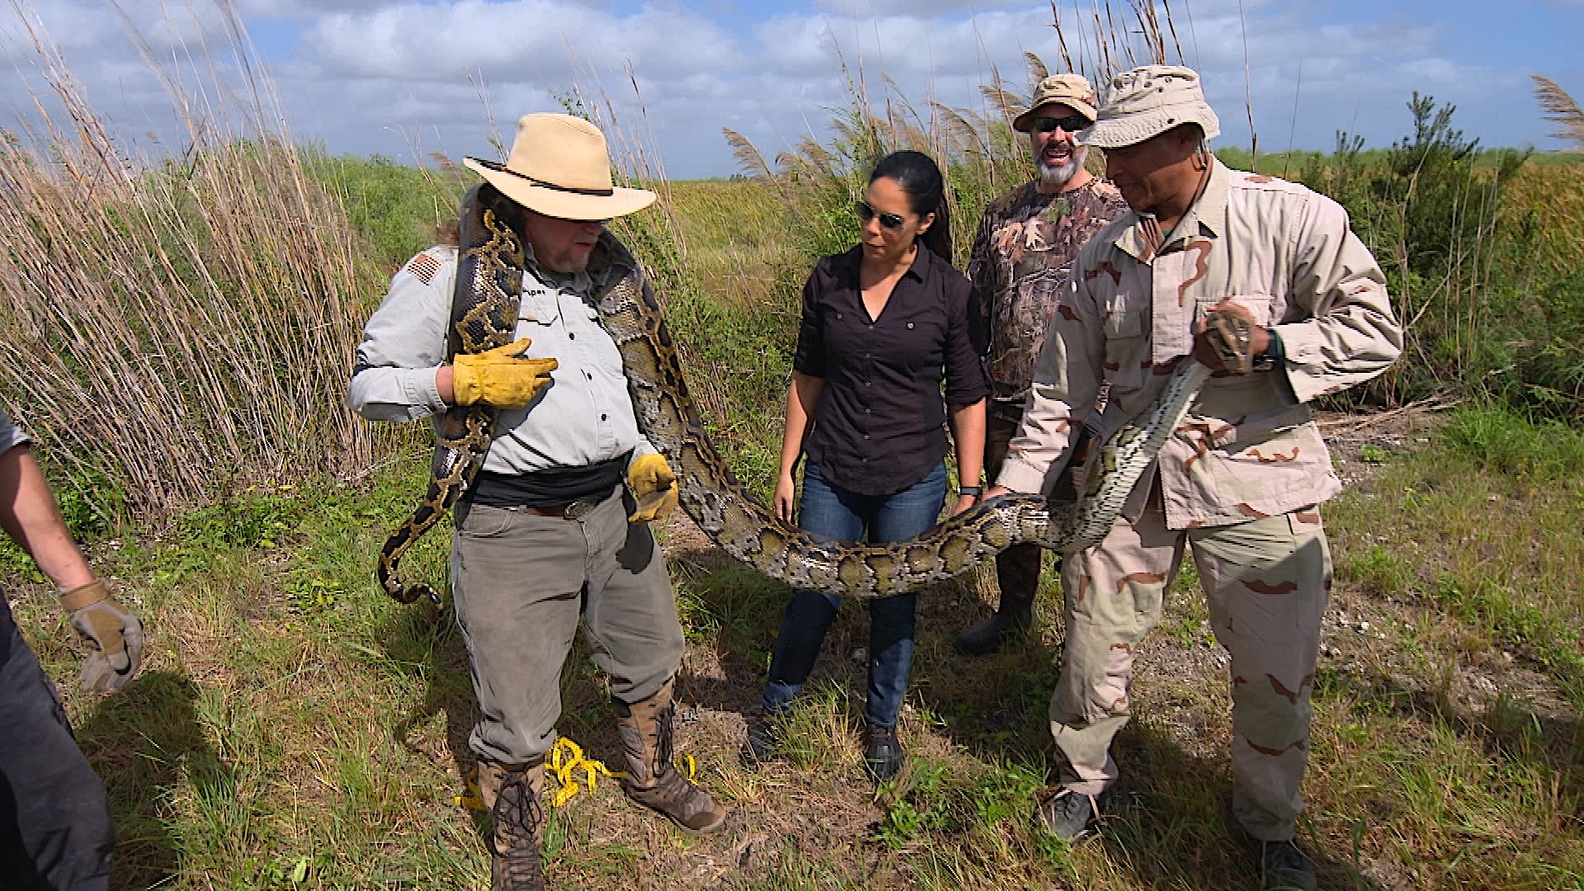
[1012, 74, 1098, 132]
[1077, 65, 1220, 149]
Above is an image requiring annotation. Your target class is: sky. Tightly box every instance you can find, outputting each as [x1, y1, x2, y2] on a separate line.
[2, 0, 1582, 180]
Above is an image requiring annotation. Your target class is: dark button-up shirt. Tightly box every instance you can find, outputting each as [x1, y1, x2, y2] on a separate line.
[794, 244, 990, 496]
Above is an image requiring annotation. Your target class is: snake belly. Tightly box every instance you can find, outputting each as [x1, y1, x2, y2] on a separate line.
[377, 184, 524, 604]
[380, 189, 1213, 601]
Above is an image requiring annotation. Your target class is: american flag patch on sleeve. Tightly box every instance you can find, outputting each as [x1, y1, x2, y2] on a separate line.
[405, 251, 443, 284]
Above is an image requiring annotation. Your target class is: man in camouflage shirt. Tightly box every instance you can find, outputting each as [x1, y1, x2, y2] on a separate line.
[987, 66, 1401, 890]
[955, 73, 1127, 655]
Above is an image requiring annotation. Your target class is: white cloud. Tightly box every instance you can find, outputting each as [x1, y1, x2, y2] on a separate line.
[0, 0, 1571, 180]
[300, 0, 742, 84]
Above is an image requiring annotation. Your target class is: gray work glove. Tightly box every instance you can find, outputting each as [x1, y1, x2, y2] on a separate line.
[61, 580, 144, 692]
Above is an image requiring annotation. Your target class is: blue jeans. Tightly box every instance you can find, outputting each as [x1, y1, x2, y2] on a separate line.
[761, 460, 947, 728]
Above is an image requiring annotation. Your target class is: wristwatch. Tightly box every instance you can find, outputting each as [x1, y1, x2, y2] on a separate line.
[1252, 327, 1284, 372]
[958, 486, 983, 497]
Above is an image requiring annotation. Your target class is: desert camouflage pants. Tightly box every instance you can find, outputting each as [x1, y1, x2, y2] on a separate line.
[1051, 495, 1331, 841]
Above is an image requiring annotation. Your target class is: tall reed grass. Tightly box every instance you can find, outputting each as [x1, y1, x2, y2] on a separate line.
[0, 4, 384, 523]
[722, 2, 1182, 273]
[1301, 96, 1584, 414]
[721, 7, 1584, 420]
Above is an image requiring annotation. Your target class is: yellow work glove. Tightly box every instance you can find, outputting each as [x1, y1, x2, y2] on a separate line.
[626, 452, 679, 524]
[452, 338, 559, 409]
[60, 580, 144, 693]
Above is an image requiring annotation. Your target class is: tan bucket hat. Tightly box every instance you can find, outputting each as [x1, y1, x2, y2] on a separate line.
[1077, 65, 1221, 149]
[1012, 73, 1098, 132]
[463, 114, 655, 221]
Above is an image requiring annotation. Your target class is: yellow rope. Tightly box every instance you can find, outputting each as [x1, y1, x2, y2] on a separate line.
[452, 737, 701, 811]
[453, 765, 485, 811]
[546, 737, 624, 807]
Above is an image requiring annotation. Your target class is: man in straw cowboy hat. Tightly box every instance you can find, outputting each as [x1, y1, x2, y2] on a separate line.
[984, 66, 1401, 890]
[350, 113, 725, 890]
[954, 73, 1127, 656]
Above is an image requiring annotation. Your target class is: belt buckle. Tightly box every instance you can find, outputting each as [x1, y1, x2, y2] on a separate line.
[563, 497, 600, 520]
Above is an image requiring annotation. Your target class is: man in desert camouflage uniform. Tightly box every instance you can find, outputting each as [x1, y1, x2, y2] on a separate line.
[954, 73, 1127, 655]
[986, 66, 1401, 890]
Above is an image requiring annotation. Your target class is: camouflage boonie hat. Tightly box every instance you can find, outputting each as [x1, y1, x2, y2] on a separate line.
[1078, 65, 1221, 149]
[1012, 74, 1098, 132]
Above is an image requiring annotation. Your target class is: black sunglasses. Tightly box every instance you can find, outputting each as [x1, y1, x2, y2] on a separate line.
[856, 199, 906, 230]
[1030, 114, 1090, 135]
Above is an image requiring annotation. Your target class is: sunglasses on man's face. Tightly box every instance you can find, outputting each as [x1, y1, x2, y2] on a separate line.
[1031, 115, 1090, 135]
[856, 199, 906, 230]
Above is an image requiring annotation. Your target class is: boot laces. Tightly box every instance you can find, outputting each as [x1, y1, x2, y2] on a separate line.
[490, 770, 544, 870]
[652, 701, 676, 770]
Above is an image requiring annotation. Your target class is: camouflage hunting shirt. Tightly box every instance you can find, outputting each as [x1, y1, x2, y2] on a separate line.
[968, 177, 1127, 406]
[997, 160, 1403, 529]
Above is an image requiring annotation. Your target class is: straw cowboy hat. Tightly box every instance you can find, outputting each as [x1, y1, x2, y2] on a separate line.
[463, 114, 656, 221]
[1077, 65, 1221, 149]
[1012, 74, 1099, 132]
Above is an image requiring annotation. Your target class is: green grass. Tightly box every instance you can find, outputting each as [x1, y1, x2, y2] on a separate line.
[10, 401, 1580, 889]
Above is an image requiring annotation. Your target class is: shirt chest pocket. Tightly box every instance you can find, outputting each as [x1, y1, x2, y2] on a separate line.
[896, 313, 945, 370]
[517, 291, 562, 332]
[1104, 307, 1144, 338]
[1102, 305, 1149, 384]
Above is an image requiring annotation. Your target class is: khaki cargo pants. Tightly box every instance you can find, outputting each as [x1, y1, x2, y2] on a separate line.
[1051, 498, 1331, 841]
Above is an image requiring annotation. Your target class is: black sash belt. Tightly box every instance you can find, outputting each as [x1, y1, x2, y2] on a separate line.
[469, 452, 630, 509]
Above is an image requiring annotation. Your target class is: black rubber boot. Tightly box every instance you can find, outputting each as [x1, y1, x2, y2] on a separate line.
[953, 589, 1034, 655]
[741, 709, 779, 767]
[1253, 838, 1317, 891]
[862, 722, 904, 783]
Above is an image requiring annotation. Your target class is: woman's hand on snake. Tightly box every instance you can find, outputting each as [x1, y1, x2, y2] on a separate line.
[950, 493, 979, 517]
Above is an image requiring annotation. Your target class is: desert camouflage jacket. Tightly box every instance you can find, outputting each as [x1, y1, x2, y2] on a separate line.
[967, 177, 1127, 406]
[998, 160, 1403, 529]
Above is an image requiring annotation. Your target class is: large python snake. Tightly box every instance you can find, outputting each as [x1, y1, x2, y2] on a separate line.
[376, 185, 523, 604]
[378, 183, 1217, 602]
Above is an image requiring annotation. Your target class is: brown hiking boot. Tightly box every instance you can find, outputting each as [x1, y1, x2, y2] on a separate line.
[613, 677, 727, 835]
[476, 760, 546, 891]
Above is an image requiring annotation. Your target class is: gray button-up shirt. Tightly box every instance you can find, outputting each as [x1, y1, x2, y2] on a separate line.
[348, 244, 657, 475]
[0, 406, 31, 455]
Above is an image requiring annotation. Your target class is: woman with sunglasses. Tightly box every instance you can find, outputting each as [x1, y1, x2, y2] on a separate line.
[747, 150, 989, 782]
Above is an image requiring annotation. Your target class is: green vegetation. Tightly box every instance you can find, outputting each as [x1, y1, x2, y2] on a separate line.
[305, 153, 469, 274]
[1, 2, 1582, 889]
[12, 409, 1579, 888]
[1297, 95, 1584, 416]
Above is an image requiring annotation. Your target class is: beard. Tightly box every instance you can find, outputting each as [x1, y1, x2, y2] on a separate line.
[1037, 146, 1087, 188]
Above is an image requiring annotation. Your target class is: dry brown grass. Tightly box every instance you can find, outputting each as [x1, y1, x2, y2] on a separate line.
[0, 2, 386, 522]
[1534, 75, 1584, 153]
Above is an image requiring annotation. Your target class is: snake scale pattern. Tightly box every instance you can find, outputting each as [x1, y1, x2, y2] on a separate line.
[377, 185, 523, 604]
[378, 183, 1215, 602]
